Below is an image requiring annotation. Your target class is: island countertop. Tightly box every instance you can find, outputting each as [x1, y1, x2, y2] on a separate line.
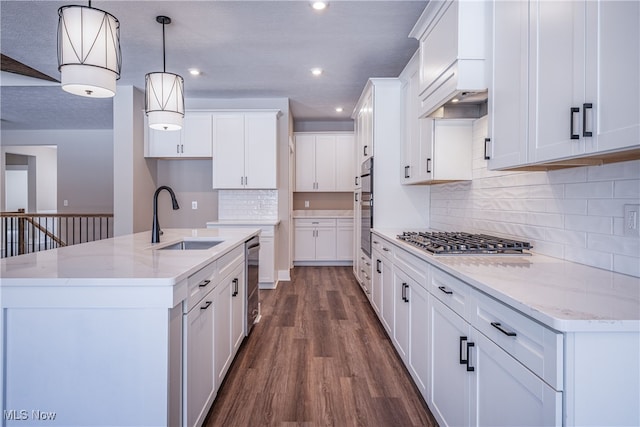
[0, 228, 259, 287]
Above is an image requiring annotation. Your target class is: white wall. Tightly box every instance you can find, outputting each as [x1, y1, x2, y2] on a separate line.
[1, 146, 57, 212]
[430, 116, 640, 277]
[1, 132, 111, 213]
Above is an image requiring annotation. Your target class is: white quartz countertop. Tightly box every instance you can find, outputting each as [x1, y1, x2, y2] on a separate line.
[206, 219, 280, 226]
[373, 229, 640, 333]
[0, 228, 259, 287]
[292, 210, 353, 218]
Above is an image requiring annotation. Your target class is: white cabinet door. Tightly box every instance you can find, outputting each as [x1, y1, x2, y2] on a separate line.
[314, 227, 337, 261]
[314, 135, 337, 191]
[145, 115, 183, 158]
[145, 112, 212, 158]
[353, 192, 361, 277]
[380, 254, 394, 335]
[335, 134, 355, 191]
[585, 0, 640, 153]
[529, 0, 586, 163]
[245, 113, 277, 189]
[471, 331, 562, 427]
[258, 235, 275, 284]
[294, 135, 316, 191]
[336, 219, 353, 261]
[372, 253, 384, 316]
[429, 296, 472, 427]
[214, 274, 233, 387]
[408, 283, 430, 400]
[488, 0, 529, 169]
[182, 113, 212, 157]
[213, 112, 278, 189]
[230, 265, 245, 354]
[394, 268, 411, 363]
[185, 291, 215, 427]
[212, 114, 245, 189]
[294, 227, 316, 261]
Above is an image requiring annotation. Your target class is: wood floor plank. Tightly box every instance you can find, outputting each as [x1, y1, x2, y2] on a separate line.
[204, 266, 437, 427]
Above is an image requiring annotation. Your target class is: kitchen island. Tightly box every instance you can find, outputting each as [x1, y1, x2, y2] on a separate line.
[0, 228, 259, 427]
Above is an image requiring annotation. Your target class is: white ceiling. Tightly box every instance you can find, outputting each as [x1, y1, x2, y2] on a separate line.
[0, 0, 427, 130]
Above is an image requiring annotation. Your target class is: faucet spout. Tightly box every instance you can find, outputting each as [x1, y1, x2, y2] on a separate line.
[152, 186, 180, 243]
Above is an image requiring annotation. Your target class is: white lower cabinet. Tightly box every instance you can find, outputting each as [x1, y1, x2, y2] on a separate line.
[184, 288, 215, 427]
[364, 232, 566, 427]
[471, 330, 562, 427]
[214, 261, 245, 387]
[294, 217, 353, 264]
[429, 296, 472, 427]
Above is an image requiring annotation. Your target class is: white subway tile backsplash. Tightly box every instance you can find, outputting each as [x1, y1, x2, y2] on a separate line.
[218, 189, 278, 220]
[565, 181, 614, 199]
[614, 179, 640, 199]
[565, 215, 613, 234]
[430, 115, 640, 277]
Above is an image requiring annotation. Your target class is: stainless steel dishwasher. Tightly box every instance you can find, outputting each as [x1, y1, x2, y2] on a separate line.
[245, 235, 260, 334]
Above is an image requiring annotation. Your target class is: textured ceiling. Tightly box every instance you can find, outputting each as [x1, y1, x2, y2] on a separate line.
[0, 0, 426, 130]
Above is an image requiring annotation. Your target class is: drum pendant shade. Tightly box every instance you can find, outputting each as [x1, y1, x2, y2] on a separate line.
[145, 16, 184, 131]
[57, 4, 121, 98]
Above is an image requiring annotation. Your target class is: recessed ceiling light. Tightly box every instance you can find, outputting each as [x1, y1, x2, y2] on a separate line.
[311, 1, 328, 11]
[311, 68, 323, 76]
[451, 98, 459, 103]
[189, 68, 201, 76]
[335, 107, 343, 113]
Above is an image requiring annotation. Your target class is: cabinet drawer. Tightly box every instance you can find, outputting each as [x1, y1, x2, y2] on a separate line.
[186, 261, 217, 312]
[429, 267, 471, 320]
[394, 248, 428, 289]
[372, 236, 394, 260]
[294, 218, 336, 228]
[472, 289, 563, 390]
[218, 245, 245, 279]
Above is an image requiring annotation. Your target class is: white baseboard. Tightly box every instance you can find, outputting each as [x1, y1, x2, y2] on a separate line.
[277, 269, 290, 282]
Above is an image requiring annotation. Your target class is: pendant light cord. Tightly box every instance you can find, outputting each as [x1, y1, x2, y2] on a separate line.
[162, 20, 166, 72]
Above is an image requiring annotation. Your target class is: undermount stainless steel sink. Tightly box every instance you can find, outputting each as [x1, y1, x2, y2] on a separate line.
[156, 239, 224, 250]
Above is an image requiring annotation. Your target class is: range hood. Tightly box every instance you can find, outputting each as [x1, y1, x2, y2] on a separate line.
[409, 0, 489, 119]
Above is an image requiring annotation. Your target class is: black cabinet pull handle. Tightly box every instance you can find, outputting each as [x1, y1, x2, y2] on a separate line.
[404, 165, 410, 179]
[438, 285, 453, 295]
[491, 322, 517, 337]
[198, 279, 211, 288]
[484, 138, 491, 160]
[355, 176, 359, 186]
[200, 301, 212, 310]
[376, 259, 382, 274]
[355, 193, 359, 202]
[382, 247, 390, 252]
[404, 283, 409, 303]
[583, 103, 593, 137]
[459, 336, 467, 365]
[466, 342, 475, 372]
[363, 145, 368, 156]
[232, 278, 239, 297]
[426, 158, 432, 173]
[570, 107, 580, 140]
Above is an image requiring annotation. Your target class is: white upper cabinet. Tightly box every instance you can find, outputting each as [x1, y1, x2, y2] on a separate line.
[212, 111, 279, 189]
[400, 52, 474, 185]
[144, 112, 213, 159]
[294, 133, 354, 192]
[409, 0, 488, 118]
[489, 0, 640, 170]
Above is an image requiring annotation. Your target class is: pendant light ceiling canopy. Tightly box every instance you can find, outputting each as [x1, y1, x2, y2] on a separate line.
[145, 15, 185, 131]
[57, 1, 122, 98]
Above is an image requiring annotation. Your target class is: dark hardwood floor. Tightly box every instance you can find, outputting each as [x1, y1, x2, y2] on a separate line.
[205, 266, 438, 427]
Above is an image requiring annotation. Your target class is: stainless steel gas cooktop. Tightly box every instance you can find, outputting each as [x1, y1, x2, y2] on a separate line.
[397, 231, 532, 256]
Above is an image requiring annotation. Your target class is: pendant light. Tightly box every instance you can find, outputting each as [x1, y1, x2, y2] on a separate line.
[145, 16, 184, 131]
[57, 1, 122, 97]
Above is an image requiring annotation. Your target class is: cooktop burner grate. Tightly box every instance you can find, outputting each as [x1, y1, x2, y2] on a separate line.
[397, 231, 532, 255]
